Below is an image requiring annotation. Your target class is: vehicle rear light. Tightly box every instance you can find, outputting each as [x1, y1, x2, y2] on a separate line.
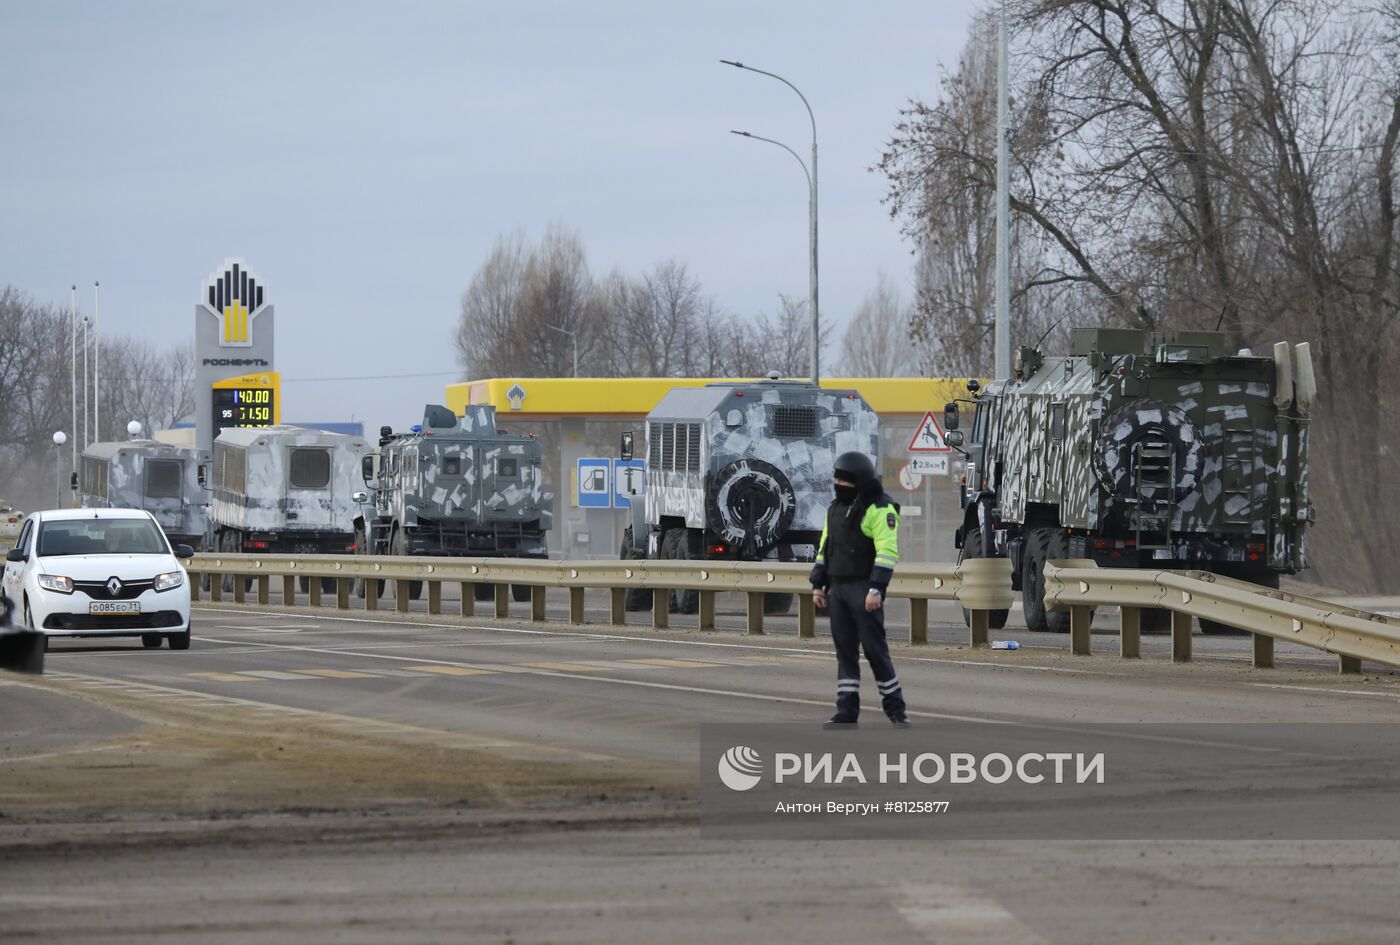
[1092, 539, 1114, 550]
[246, 540, 270, 550]
[709, 545, 727, 555]
[1247, 543, 1265, 553]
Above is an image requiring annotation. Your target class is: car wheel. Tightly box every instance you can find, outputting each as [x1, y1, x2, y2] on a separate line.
[141, 633, 163, 648]
[167, 629, 191, 650]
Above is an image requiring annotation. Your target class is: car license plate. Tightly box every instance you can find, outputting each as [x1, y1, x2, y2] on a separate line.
[89, 601, 140, 615]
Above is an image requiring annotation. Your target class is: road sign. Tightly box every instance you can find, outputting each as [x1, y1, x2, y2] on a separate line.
[907, 411, 951, 452]
[577, 458, 611, 508]
[897, 463, 922, 491]
[613, 459, 644, 509]
[909, 455, 950, 476]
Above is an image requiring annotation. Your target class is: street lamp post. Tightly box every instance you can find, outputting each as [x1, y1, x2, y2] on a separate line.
[69, 284, 77, 471]
[545, 324, 579, 378]
[720, 59, 819, 387]
[52, 431, 67, 507]
[93, 281, 101, 443]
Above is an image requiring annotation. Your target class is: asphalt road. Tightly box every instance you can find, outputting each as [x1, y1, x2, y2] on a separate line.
[5, 602, 1400, 944]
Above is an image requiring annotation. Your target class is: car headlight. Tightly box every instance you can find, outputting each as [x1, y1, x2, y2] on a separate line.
[154, 571, 185, 592]
[37, 574, 74, 594]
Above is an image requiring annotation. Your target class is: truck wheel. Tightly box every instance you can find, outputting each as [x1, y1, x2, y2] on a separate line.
[1021, 529, 1052, 632]
[1140, 609, 1172, 634]
[298, 576, 310, 595]
[662, 530, 698, 615]
[1041, 530, 1081, 634]
[473, 583, 496, 602]
[391, 531, 422, 600]
[620, 527, 651, 613]
[763, 593, 793, 616]
[962, 530, 1010, 630]
[511, 584, 532, 603]
[218, 532, 234, 594]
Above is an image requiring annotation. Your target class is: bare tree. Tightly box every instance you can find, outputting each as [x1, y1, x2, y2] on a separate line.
[840, 271, 919, 376]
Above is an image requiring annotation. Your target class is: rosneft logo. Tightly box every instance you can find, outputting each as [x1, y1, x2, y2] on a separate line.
[201, 259, 267, 348]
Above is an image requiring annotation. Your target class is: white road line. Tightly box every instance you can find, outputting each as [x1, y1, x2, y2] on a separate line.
[1249, 682, 1400, 700]
[0, 743, 134, 765]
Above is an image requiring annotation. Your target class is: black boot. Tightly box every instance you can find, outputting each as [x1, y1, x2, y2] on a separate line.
[888, 712, 912, 728]
[823, 713, 858, 729]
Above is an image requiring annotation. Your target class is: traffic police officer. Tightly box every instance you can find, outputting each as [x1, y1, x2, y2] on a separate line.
[809, 451, 910, 728]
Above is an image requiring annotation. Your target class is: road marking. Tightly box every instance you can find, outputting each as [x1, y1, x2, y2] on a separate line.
[0, 743, 135, 766]
[628, 658, 726, 669]
[298, 668, 381, 679]
[897, 882, 1045, 945]
[189, 672, 252, 682]
[520, 661, 605, 672]
[406, 664, 495, 676]
[1249, 682, 1400, 700]
[239, 670, 315, 680]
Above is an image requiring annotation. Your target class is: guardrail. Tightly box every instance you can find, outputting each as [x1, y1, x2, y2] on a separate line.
[1044, 560, 1400, 674]
[186, 552, 1015, 645]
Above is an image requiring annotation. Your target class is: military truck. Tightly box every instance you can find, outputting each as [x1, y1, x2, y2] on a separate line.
[944, 328, 1314, 633]
[352, 404, 552, 602]
[78, 441, 210, 550]
[210, 426, 369, 591]
[621, 378, 881, 614]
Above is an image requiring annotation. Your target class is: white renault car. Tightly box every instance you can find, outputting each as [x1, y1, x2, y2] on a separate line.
[2, 508, 193, 649]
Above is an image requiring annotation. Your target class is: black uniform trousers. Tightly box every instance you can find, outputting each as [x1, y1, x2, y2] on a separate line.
[827, 580, 905, 720]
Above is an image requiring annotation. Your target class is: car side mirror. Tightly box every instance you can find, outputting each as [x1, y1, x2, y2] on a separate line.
[943, 402, 959, 432]
[6, 548, 27, 563]
[361, 455, 374, 482]
[352, 491, 369, 504]
[620, 431, 634, 462]
[946, 430, 965, 448]
[174, 544, 194, 559]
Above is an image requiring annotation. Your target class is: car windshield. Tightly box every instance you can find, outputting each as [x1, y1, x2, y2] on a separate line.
[37, 518, 169, 556]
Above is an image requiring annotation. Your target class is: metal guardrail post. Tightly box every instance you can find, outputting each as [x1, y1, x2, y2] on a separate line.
[1120, 606, 1141, 659]
[969, 610, 988, 647]
[427, 581, 441, 615]
[746, 592, 764, 635]
[1339, 654, 1362, 674]
[798, 594, 816, 639]
[610, 588, 626, 625]
[652, 590, 669, 629]
[1070, 605, 1092, 655]
[530, 586, 546, 622]
[568, 587, 585, 624]
[209, 574, 222, 602]
[233, 575, 246, 604]
[190, 576, 201, 602]
[336, 578, 350, 609]
[395, 581, 410, 613]
[698, 590, 716, 631]
[309, 579, 322, 607]
[908, 598, 927, 645]
[365, 581, 378, 611]
[257, 575, 269, 605]
[493, 584, 508, 619]
[282, 575, 295, 607]
[459, 583, 474, 617]
[1252, 632, 1273, 668]
[1171, 611, 1192, 662]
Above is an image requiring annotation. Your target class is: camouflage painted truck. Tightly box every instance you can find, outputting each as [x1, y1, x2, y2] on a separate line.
[352, 404, 552, 602]
[944, 328, 1314, 633]
[209, 425, 370, 592]
[78, 440, 211, 550]
[621, 378, 881, 614]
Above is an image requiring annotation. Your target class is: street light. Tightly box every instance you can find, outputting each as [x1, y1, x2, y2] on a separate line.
[51, 431, 67, 507]
[545, 323, 579, 378]
[720, 59, 819, 387]
[127, 420, 143, 440]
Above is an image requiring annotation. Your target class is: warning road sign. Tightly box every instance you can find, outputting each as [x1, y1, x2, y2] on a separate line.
[907, 411, 951, 453]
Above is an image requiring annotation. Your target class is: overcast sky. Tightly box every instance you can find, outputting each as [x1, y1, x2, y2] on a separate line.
[1, 0, 980, 429]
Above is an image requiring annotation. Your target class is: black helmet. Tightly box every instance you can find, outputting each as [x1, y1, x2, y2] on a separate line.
[833, 451, 877, 485]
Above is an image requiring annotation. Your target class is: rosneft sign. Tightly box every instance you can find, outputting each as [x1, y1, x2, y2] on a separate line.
[200, 259, 268, 348]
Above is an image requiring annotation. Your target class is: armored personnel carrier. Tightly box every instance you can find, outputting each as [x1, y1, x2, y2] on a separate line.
[353, 404, 551, 602]
[945, 328, 1314, 633]
[210, 426, 369, 590]
[622, 379, 881, 614]
[78, 440, 210, 550]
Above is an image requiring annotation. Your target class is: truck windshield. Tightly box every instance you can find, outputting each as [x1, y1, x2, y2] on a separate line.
[37, 518, 169, 556]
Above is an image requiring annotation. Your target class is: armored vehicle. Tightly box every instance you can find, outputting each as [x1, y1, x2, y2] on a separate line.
[353, 404, 551, 602]
[622, 379, 881, 614]
[78, 441, 210, 550]
[210, 426, 369, 589]
[945, 328, 1314, 633]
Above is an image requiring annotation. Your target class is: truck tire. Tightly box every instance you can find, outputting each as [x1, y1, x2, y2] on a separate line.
[474, 583, 497, 602]
[663, 529, 698, 615]
[511, 584, 532, 603]
[1141, 609, 1172, 634]
[620, 526, 651, 613]
[1041, 530, 1084, 634]
[1021, 529, 1052, 633]
[962, 529, 1010, 630]
[763, 593, 793, 615]
[391, 531, 422, 601]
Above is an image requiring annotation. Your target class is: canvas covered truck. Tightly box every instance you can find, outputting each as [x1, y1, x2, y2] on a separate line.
[209, 425, 370, 592]
[945, 328, 1314, 634]
[78, 440, 210, 550]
